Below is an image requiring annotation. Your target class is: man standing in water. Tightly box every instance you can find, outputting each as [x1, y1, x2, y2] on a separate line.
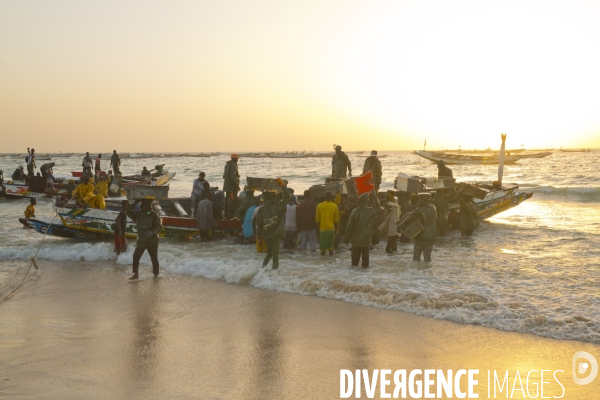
[223, 154, 240, 219]
[332, 145, 352, 178]
[127, 199, 162, 279]
[344, 190, 381, 268]
[315, 191, 339, 256]
[256, 178, 291, 270]
[111, 150, 121, 175]
[459, 191, 479, 236]
[362, 150, 382, 191]
[401, 193, 437, 262]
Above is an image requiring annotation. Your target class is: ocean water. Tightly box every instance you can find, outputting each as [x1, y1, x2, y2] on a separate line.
[1, 150, 599, 343]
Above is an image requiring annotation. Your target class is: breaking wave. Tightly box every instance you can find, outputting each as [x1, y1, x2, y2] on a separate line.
[2, 240, 599, 344]
[527, 186, 600, 202]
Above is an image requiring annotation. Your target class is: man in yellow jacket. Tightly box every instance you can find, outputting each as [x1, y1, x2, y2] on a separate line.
[315, 191, 340, 256]
[73, 178, 106, 209]
[94, 173, 109, 197]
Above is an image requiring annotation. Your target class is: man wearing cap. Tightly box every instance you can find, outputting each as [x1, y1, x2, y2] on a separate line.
[127, 199, 162, 279]
[332, 145, 352, 179]
[400, 193, 437, 262]
[223, 154, 240, 219]
[362, 150, 382, 191]
[190, 172, 207, 217]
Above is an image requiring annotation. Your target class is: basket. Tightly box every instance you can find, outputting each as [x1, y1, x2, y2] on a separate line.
[395, 173, 424, 193]
[401, 219, 424, 239]
[124, 185, 169, 200]
[308, 181, 344, 199]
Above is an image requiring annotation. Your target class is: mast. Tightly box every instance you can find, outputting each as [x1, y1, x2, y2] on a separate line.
[498, 133, 507, 185]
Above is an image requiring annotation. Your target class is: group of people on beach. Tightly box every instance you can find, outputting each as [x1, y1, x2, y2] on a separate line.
[186, 145, 480, 272]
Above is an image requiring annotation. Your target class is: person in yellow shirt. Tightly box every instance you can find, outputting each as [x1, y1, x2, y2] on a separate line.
[24, 198, 36, 219]
[94, 174, 109, 197]
[315, 191, 340, 256]
[73, 178, 106, 209]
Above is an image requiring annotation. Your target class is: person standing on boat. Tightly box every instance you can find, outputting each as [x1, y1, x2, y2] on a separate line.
[437, 160, 453, 179]
[256, 179, 291, 269]
[190, 172, 207, 217]
[127, 199, 162, 279]
[95, 154, 102, 173]
[40, 162, 55, 180]
[82, 152, 93, 173]
[223, 154, 240, 219]
[110, 150, 121, 175]
[332, 145, 352, 179]
[344, 190, 382, 268]
[458, 191, 479, 236]
[362, 150, 382, 191]
[400, 193, 437, 262]
[26, 148, 36, 179]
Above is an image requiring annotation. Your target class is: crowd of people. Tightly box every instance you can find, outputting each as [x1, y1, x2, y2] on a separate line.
[16, 145, 481, 278]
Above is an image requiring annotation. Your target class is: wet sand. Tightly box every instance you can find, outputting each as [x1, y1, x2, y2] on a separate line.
[1, 260, 599, 399]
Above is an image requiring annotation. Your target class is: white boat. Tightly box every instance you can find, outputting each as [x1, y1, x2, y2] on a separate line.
[414, 150, 521, 165]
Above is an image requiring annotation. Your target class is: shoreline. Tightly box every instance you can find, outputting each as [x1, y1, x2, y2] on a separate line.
[1, 260, 599, 399]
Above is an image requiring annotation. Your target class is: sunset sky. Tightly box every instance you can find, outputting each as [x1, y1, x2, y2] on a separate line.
[2, 0, 600, 152]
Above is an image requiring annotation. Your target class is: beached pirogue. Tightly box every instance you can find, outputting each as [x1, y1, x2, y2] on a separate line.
[1, 169, 175, 200]
[18, 172, 532, 241]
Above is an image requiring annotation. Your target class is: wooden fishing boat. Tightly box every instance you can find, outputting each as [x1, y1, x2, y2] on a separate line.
[44, 195, 241, 240]
[414, 150, 521, 165]
[559, 148, 591, 153]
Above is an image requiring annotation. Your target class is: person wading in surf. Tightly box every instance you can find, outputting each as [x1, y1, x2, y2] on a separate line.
[127, 199, 162, 279]
[256, 178, 291, 270]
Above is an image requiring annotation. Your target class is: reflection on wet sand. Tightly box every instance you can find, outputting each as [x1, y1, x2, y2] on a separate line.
[250, 290, 284, 399]
[124, 278, 163, 392]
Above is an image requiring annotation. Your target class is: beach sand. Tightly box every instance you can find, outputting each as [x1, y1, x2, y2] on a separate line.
[1, 260, 599, 399]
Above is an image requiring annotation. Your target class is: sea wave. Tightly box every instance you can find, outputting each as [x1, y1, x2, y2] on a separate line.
[526, 186, 600, 202]
[2, 240, 598, 344]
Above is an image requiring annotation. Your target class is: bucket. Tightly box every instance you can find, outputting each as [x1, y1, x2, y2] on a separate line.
[353, 171, 374, 196]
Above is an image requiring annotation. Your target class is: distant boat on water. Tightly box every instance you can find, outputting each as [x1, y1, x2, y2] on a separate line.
[559, 148, 591, 153]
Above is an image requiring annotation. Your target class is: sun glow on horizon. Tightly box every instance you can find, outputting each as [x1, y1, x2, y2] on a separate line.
[1, 0, 600, 152]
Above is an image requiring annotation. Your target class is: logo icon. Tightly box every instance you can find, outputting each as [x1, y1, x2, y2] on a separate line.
[572, 351, 598, 385]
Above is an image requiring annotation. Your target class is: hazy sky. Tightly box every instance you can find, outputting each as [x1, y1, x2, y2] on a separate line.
[2, 0, 600, 152]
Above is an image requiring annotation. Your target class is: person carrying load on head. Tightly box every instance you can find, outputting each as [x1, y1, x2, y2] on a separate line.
[127, 199, 162, 279]
[24, 198, 36, 219]
[362, 150, 382, 191]
[400, 193, 437, 262]
[72, 177, 106, 209]
[344, 190, 382, 268]
[377, 191, 401, 253]
[110, 150, 121, 175]
[13, 166, 26, 181]
[26, 148, 36, 179]
[223, 154, 240, 219]
[256, 179, 291, 269]
[332, 145, 352, 178]
[315, 191, 340, 256]
[114, 200, 129, 255]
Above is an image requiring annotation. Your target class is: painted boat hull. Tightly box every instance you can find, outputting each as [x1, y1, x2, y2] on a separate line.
[414, 151, 520, 165]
